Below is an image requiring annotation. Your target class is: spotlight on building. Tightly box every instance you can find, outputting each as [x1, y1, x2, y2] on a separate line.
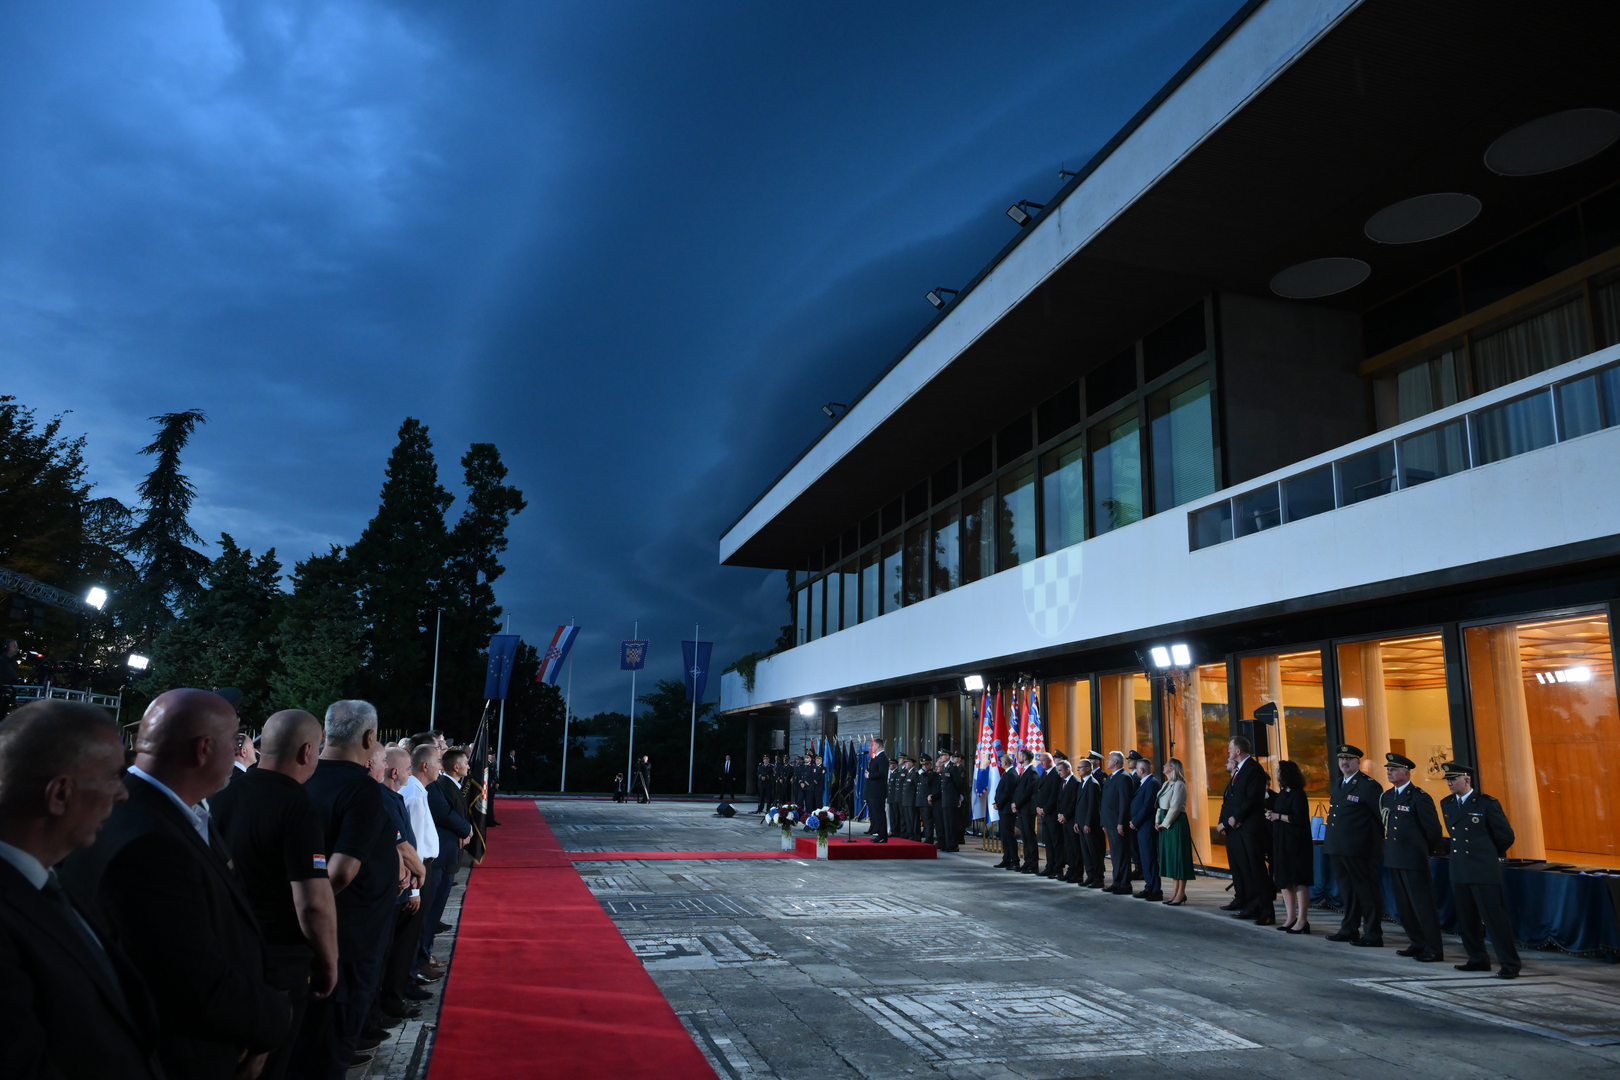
[1148, 643, 1192, 670]
[821, 402, 847, 419]
[127, 653, 150, 671]
[925, 287, 959, 310]
[963, 674, 984, 692]
[85, 586, 108, 610]
[1058, 168, 1079, 180]
[1150, 646, 1172, 669]
[1006, 200, 1046, 226]
[797, 701, 816, 716]
[1171, 644, 1192, 666]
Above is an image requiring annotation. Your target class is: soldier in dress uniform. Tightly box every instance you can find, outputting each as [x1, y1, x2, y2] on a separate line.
[1323, 744, 1385, 946]
[1379, 752, 1444, 962]
[1440, 761, 1521, 979]
[810, 754, 827, 808]
[887, 758, 901, 839]
[756, 755, 771, 812]
[897, 757, 917, 840]
[936, 753, 962, 852]
[915, 757, 938, 844]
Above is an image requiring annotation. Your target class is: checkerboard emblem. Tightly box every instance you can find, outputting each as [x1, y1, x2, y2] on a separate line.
[1021, 548, 1083, 638]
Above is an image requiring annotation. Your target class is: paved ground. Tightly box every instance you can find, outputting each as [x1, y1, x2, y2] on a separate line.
[534, 797, 1620, 1080]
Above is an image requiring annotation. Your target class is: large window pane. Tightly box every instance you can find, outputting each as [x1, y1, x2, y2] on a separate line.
[1556, 375, 1603, 440]
[859, 549, 879, 624]
[1098, 672, 1153, 763]
[902, 523, 926, 606]
[1472, 298, 1591, 393]
[1465, 612, 1620, 867]
[1045, 679, 1093, 761]
[881, 537, 902, 614]
[1394, 350, 1463, 424]
[1190, 501, 1232, 550]
[1039, 434, 1085, 554]
[1091, 407, 1142, 533]
[1336, 633, 1452, 812]
[1283, 464, 1336, 521]
[1233, 484, 1280, 537]
[796, 586, 809, 645]
[1179, 663, 1227, 867]
[1474, 391, 1555, 464]
[930, 505, 960, 597]
[1149, 366, 1216, 511]
[808, 577, 824, 642]
[996, 463, 1036, 572]
[1399, 420, 1469, 486]
[1238, 650, 1328, 799]
[961, 487, 995, 584]
[1337, 444, 1396, 504]
[839, 560, 858, 631]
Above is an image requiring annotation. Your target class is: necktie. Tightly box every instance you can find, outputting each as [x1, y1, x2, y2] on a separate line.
[42, 869, 129, 1011]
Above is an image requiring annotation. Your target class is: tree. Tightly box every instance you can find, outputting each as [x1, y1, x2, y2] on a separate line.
[147, 534, 282, 721]
[271, 547, 364, 716]
[496, 644, 568, 792]
[123, 410, 209, 649]
[349, 419, 453, 734]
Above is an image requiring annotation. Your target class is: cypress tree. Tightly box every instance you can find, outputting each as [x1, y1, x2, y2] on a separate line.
[123, 410, 209, 648]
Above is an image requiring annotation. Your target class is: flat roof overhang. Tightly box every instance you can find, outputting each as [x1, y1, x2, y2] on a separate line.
[720, 0, 1620, 570]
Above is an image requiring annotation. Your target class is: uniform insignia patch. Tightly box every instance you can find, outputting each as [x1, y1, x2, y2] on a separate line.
[313, 854, 328, 870]
[1397, 805, 1409, 812]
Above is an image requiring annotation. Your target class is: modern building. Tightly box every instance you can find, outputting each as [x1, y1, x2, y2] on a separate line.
[719, 0, 1620, 873]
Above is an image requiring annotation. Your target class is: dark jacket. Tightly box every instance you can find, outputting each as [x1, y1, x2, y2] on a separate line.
[0, 858, 165, 1080]
[1055, 774, 1079, 821]
[59, 775, 290, 1080]
[1323, 770, 1384, 858]
[1379, 781, 1442, 870]
[1012, 765, 1041, 810]
[1100, 768, 1137, 829]
[1076, 773, 1103, 830]
[1219, 756, 1268, 830]
[993, 767, 1019, 812]
[1034, 767, 1062, 814]
[1442, 790, 1515, 885]
[865, 752, 889, 801]
[940, 762, 962, 805]
[1130, 773, 1162, 830]
[918, 767, 940, 805]
[429, 774, 473, 861]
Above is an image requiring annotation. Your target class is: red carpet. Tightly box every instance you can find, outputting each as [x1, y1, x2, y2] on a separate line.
[794, 836, 939, 860]
[427, 800, 717, 1080]
[567, 850, 797, 861]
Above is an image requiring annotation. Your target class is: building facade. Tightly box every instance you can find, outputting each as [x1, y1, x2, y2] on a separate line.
[720, 0, 1620, 871]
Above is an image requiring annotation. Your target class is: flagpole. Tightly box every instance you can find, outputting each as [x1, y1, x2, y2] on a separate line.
[688, 622, 698, 795]
[561, 617, 575, 794]
[495, 614, 510, 794]
[429, 608, 442, 728]
[626, 619, 638, 795]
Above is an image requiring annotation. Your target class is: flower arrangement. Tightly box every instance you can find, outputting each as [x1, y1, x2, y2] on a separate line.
[766, 805, 800, 835]
[803, 805, 847, 840]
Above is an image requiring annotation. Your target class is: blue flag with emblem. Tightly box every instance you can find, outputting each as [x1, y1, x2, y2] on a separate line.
[483, 634, 522, 699]
[681, 639, 713, 702]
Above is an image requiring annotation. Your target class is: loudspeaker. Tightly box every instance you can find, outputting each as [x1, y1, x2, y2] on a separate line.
[716, 802, 736, 818]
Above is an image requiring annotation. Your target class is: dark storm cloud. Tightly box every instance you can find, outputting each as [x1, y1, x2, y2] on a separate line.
[0, 0, 1241, 714]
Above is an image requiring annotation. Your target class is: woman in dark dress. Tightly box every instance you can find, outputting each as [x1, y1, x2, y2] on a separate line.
[1266, 759, 1314, 934]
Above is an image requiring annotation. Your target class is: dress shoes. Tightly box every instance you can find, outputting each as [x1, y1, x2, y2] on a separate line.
[1350, 937, 1384, 948]
[403, 984, 433, 1001]
[356, 1033, 384, 1052]
[1087, 881, 1104, 889]
[418, 964, 447, 982]
[360, 1026, 389, 1043]
[1286, 921, 1311, 935]
[1219, 900, 1244, 911]
[1415, 953, 1443, 962]
[380, 1000, 422, 1021]
[1454, 961, 1492, 972]
[1230, 909, 1256, 920]
[1137, 891, 1164, 901]
[351, 1053, 373, 1067]
[1325, 931, 1358, 942]
[436, 921, 453, 933]
[1395, 946, 1423, 957]
[872, 837, 888, 844]
[1252, 913, 1276, 926]
[1494, 970, 1520, 980]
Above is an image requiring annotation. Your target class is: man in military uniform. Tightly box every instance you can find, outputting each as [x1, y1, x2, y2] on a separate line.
[1441, 762, 1521, 978]
[887, 757, 902, 839]
[1323, 744, 1384, 945]
[916, 756, 938, 844]
[936, 751, 962, 852]
[810, 754, 827, 809]
[756, 755, 771, 812]
[1379, 752, 1444, 962]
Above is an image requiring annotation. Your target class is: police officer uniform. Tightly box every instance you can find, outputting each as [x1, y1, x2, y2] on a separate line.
[915, 758, 938, 844]
[936, 758, 961, 851]
[1440, 761, 1521, 978]
[898, 760, 917, 840]
[1378, 752, 1444, 961]
[1323, 744, 1384, 945]
[756, 758, 770, 812]
[810, 758, 826, 808]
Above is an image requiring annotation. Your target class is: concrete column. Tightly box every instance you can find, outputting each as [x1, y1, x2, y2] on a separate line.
[1487, 624, 1546, 858]
[1359, 640, 1390, 772]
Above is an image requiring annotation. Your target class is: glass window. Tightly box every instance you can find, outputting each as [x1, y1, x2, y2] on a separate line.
[881, 537, 902, 614]
[1598, 278, 1620, 348]
[808, 577, 824, 642]
[1464, 611, 1620, 867]
[1336, 633, 1452, 812]
[839, 560, 858, 631]
[1474, 390, 1555, 465]
[930, 505, 960, 597]
[1177, 663, 1227, 867]
[1556, 375, 1604, 440]
[1039, 434, 1085, 554]
[1604, 366, 1620, 428]
[1149, 366, 1216, 512]
[961, 487, 995, 584]
[996, 463, 1036, 572]
[1189, 500, 1232, 550]
[1237, 650, 1328, 799]
[1045, 679, 1093, 761]
[859, 549, 879, 624]
[1395, 350, 1463, 424]
[1337, 444, 1396, 504]
[1233, 484, 1281, 537]
[1471, 298, 1591, 393]
[795, 586, 809, 645]
[1399, 420, 1469, 486]
[1090, 407, 1143, 533]
[1283, 464, 1336, 521]
[1098, 672, 1153, 763]
[902, 523, 926, 606]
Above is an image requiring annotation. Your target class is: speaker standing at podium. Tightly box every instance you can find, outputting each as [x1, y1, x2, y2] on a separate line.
[864, 739, 888, 842]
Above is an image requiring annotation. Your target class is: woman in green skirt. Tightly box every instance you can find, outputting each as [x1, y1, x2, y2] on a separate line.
[1156, 758, 1196, 905]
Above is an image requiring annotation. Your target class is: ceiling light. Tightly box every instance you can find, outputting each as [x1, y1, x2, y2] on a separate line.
[1485, 108, 1620, 176]
[1006, 200, 1046, 227]
[1270, 258, 1371, 299]
[1149, 646, 1172, 669]
[925, 287, 959, 310]
[1364, 193, 1481, 244]
[127, 653, 150, 670]
[963, 674, 984, 692]
[1341, 696, 1362, 707]
[1568, 666, 1593, 683]
[1170, 644, 1192, 666]
[1534, 673, 1548, 685]
[797, 701, 816, 716]
[84, 586, 108, 610]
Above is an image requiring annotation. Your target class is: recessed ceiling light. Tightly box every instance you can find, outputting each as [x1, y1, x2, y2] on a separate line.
[1365, 193, 1482, 244]
[1484, 108, 1620, 176]
[1270, 257, 1371, 299]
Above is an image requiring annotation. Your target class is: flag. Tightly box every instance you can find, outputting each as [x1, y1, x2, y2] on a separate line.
[1026, 684, 1046, 758]
[483, 634, 523, 700]
[1008, 688, 1022, 759]
[991, 688, 1008, 762]
[619, 640, 648, 670]
[854, 741, 866, 818]
[822, 737, 832, 807]
[973, 691, 993, 791]
[537, 625, 580, 686]
[681, 639, 713, 702]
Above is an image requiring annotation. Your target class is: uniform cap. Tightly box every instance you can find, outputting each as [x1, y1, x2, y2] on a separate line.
[1087, 751, 1104, 762]
[1126, 750, 1144, 762]
[1335, 744, 1364, 759]
[1383, 752, 1416, 770]
[1441, 760, 1474, 780]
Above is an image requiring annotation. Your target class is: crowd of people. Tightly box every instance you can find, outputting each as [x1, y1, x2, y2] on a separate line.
[0, 688, 484, 1080]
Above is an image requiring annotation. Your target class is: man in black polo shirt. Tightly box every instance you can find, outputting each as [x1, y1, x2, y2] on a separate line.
[290, 701, 399, 1080]
[210, 709, 337, 1080]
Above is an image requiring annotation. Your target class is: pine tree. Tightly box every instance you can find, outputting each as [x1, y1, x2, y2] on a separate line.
[124, 410, 209, 648]
[349, 419, 453, 733]
[271, 547, 364, 715]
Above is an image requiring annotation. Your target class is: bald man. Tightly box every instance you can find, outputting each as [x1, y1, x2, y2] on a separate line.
[0, 700, 164, 1079]
[60, 689, 289, 1080]
[211, 710, 337, 1080]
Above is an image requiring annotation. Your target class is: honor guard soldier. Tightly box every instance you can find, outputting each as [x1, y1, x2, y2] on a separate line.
[1323, 744, 1385, 946]
[810, 755, 826, 808]
[1440, 762, 1521, 979]
[898, 758, 918, 840]
[1379, 752, 1444, 962]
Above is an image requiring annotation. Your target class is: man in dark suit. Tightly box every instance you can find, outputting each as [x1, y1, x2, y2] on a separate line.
[0, 700, 165, 1080]
[1074, 758, 1105, 887]
[937, 752, 963, 851]
[1379, 752, 1444, 962]
[1034, 754, 1064, 878]
[864, 739, 889, 842]
[1054, 760, 1082, 882]
[1323, 744, 1385, 945]
[1218, 736, 1274, 923]
[916, 756, 939, 844]
[755, 756, 770, 812]
[718, 756, 738, 801]
[1012, 750, 1042, 873]
[1440, 762, 1521, 978]
[1100, 751, 1137, 893]
[1129, 757, 1163, 901]
[60, 689, 290, 1080]
[418, 746, 473, 982]
[993, 754, 1019, 868]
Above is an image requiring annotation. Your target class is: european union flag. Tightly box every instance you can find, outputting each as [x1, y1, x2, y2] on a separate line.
[484, 634, 522, 699]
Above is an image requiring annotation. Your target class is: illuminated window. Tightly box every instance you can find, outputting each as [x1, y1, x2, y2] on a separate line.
[1090, 407, 1143, 534]
[1238, 650, 1328, 799]
[1337, 633, 1453, 812]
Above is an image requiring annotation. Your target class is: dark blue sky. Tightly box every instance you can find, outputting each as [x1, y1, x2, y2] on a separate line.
[0, 0, 1239, 715]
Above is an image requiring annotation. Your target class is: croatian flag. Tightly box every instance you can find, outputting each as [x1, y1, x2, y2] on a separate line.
[536, 625, 580, 686]
[991, 688, 1009, 761]
[1025, 685, 1046, 758]
[1008, 688, 1022, 759]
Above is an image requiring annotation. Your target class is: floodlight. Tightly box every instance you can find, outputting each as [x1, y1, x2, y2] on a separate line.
[1170, 643, 1192, 666]
[85, 586, 108, 610]
[1568, 666, 1593, 682]
[798, 701, 816, 716]
[127, 653, 150, 671]
[1006, 200, 1046, 227]
[963, 674, 984, 692]
[925, 287, 959, 310]
[821, 402, 847, 419]
[1149, 647, 1171, 669]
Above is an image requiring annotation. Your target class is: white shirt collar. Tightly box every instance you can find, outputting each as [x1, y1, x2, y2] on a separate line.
[1395, 782, 1410, 794]
[1456, 789, 1470, 805]
[128, 766, 211, 845]
[0, 838, 49, 889]
[234, 761, 249, 772]
[404, 774, 427, 797]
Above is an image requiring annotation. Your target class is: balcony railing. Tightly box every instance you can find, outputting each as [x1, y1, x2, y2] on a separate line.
[5, 684, 124, 711]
